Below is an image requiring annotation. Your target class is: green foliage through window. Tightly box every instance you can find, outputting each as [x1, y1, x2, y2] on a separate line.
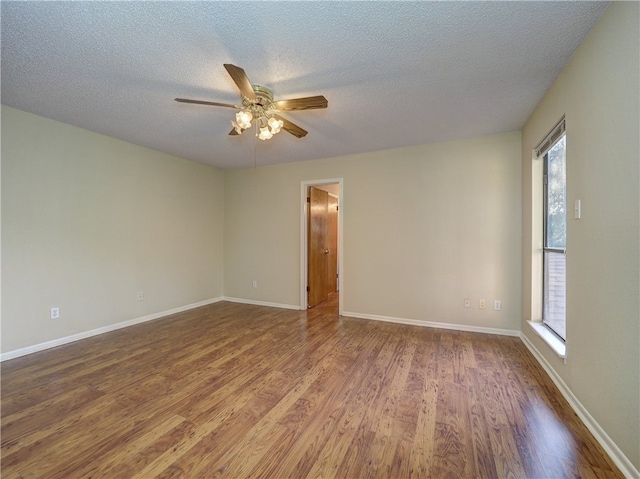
[543, 134, 566, 341]
[545, 137, 566, 250]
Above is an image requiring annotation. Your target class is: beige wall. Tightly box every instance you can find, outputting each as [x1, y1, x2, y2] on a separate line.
[521, 2, 639, 470]
[1, 106, 224, 353]
[224, 131, 522, 332]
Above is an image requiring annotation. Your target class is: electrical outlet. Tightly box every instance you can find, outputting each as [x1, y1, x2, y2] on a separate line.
[463, 299, 471, 308]
[494, 300, 502, 311]
[252, 280, 258, 289]
[137, 291, 144, 302]
[50, 307, 60, 319]
[479, 299, 486, 310]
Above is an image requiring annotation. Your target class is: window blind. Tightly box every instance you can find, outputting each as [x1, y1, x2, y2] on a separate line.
[534, 116, 565, 158]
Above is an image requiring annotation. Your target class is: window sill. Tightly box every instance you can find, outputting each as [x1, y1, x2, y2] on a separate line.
[527, 321, 566, 361]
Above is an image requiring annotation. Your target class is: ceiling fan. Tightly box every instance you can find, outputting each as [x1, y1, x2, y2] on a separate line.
[175, 64, 328, 140]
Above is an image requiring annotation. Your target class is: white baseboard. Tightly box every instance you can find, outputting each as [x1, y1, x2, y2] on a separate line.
[520, 333, 639, 479]
[341, 310, 521, 337]
[222, 296, 301, 311]
[0, 297, 224, 362]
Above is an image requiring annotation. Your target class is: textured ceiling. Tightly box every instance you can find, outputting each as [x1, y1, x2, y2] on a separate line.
[1, 1, 608, 170]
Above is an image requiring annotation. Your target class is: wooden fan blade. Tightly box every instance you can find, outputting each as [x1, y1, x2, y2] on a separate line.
[229, 127, 243, 136]
[274, 114, 308, 138]
[272, 95, 328, 111]
[224, 64, 257, 102]
[175, 98, 239, 108]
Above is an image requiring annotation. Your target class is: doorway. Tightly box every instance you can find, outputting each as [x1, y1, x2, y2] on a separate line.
[300, 179, 343, 314]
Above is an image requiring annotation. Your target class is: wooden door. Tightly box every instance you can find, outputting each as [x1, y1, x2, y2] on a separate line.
[308, 187, 329, 308]
[327, 194, 338, 293]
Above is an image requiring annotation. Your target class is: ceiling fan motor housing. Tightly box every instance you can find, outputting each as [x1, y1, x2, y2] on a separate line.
[245, 85, 275, 108]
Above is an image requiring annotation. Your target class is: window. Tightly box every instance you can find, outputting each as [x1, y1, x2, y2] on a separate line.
[542, 134, 566, 340]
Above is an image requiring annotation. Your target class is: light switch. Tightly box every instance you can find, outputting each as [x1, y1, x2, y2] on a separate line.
[574, 199, 581, 219]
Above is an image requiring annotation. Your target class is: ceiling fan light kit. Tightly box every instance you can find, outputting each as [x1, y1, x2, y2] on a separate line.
[232, 85, 284, 140]
[176, 63, 327, 141]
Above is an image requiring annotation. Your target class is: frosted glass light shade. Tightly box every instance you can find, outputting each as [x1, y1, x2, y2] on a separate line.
[258, 125, 273, 140]
[268, 117, 283, 134]
[235, 110, 253, 129]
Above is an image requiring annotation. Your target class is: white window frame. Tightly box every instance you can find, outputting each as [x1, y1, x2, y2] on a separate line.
[527, 117, 567, 359]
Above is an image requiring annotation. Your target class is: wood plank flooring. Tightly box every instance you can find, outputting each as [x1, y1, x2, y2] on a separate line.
[1, 295, 623, 478]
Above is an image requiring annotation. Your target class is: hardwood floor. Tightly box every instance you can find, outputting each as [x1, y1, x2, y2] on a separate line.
[1, 295, 623, 478]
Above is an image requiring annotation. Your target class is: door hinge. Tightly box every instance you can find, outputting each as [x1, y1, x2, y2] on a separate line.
[307, 197, 310, 203]
[306, 285, 310, 292]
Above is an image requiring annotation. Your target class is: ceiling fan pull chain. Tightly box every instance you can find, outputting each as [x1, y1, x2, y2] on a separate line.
[254, 123, 258, 169]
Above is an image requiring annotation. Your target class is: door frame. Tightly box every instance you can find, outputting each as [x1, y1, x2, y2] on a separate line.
[300, 178, 344, 313]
